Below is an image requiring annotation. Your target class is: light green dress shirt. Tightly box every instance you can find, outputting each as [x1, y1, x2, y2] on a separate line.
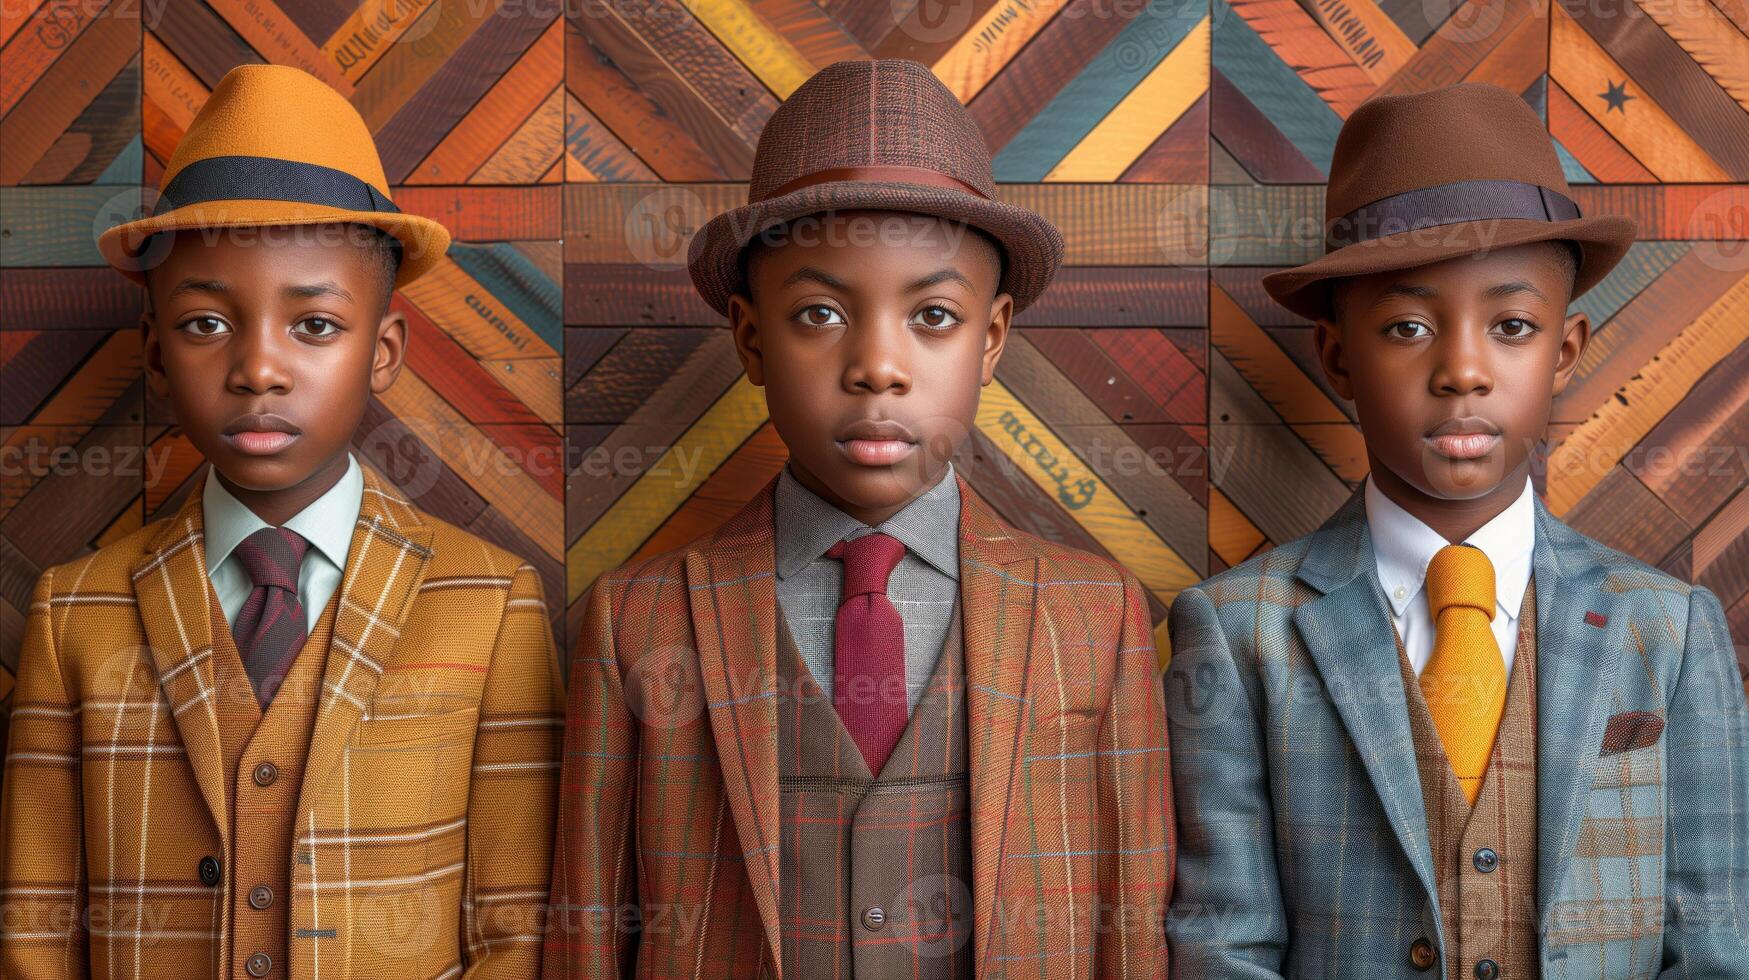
[203, 450, 363, 634]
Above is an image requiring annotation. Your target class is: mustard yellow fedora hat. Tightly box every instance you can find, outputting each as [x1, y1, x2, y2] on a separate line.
[98, 64, 450, 288]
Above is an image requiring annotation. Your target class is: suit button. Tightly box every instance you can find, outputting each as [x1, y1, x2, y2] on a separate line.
[248, 885, 273, 910]
[861, 906, 886, 930]
[1473, 847, 1498, 873]
[198, 856, 221, 887]
[1409, 938, 1437, 971]
[246, 952, 272, 976]
[1474, 959, 1499, 980]
[253, 761, 278, 786]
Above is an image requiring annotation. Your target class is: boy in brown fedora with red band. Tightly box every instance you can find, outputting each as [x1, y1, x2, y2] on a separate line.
[2, 64, 563, 979]
[1165, 83, 1749, 979]
[546, 59, 1173, 979]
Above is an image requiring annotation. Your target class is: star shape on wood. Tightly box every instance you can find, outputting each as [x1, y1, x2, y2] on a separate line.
[1599, 80, 1635, 113]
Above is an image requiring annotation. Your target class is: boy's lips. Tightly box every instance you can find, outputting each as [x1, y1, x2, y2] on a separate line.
[1425, 415, 1501, 460]
[836, 418, 917, 467]
[223, 412, 302, 456]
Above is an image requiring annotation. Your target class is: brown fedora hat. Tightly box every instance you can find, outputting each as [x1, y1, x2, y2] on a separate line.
[687, 59, 1063, 315]
[1261, 83, 1636, 322]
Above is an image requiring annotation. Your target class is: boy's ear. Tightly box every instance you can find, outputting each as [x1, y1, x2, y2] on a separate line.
[727, 292, 766, 387]
[1550, 310, 1591, 398]
[140, 312, 170, 400]
[369, 307, 409, 393]
[980, 291, 1014, 386]
[1312, 318, 1356, 401]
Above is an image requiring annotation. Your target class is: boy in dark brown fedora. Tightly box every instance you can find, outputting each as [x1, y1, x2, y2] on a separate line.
[546, 59, 1173, 979]
[1165, 82, 1749, 979]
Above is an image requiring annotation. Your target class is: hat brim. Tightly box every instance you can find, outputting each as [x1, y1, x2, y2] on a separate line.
[1260, 214, 1638, 322]
[687, 180, 1064, 315]
[97, 200, 452, 289]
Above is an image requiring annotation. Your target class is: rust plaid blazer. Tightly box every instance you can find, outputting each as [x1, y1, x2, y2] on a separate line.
[1, 461, 565, 979]
[545, 471, 1173, 979]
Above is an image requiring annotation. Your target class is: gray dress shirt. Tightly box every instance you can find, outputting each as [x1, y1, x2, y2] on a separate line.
[773, 461, 961, 716]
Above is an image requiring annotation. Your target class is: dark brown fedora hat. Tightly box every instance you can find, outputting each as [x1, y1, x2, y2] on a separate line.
[1262, 83, 1637, 322]
[687, 59, 1063, 315]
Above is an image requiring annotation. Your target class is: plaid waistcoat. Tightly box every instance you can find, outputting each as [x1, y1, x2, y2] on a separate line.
[1396, 580, 1539, 980]
[777, 600, 974, 979]
[208, 584, 337, 980]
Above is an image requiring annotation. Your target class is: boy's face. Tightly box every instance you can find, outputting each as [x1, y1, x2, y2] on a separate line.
[1314, 241, 1588, 514]
[728, 209, 1011, 526]
[142, 224, 406, 506]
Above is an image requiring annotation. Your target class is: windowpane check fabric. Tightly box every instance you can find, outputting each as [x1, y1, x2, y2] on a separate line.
[826, 532, 909, 777]
[232, 526, 311, 708]
[1421, 543, 1507, 805]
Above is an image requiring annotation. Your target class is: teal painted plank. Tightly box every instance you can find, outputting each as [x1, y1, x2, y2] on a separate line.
[1554, 138, 1595, 185]
[446, 242, 564, 353]
[0, 186, 138, 267]
[992, 0, 1206, 181]
[1573, 241, 1690, 329]
[96, 135, 144, 186]
[1211, 0, 1342, 176]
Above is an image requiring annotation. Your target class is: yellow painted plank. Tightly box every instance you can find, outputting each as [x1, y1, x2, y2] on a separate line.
[1549, 5, 1730, 182]
[472, 85, 565, 184]
[1044, 16, 1209, 182]
[319, 0, 443, 84]
[376, 368, 564, 556]
[567, 376, 769, 603]
[482, 356, 563, 427]
[932, 0, 1073, 102]
[1209, 487, 1265, 568]
[1547, 272, 1749, 513]
[679, 0, 816, 98]
[397, 257, 559, 361]
[977, 380, 1202, 606]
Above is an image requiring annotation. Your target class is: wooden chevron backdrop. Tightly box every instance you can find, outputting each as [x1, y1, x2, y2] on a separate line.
[1, 0, 1746, 764]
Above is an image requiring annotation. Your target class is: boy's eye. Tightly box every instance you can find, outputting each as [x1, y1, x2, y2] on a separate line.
[295, 317, 341, 337]
[912, 305, 960, 330]
[1491, 318, 1537, 339]
[1384, 320, 1431, 340]
[180, 316, 231, 337]
[798, 305, 845, 328]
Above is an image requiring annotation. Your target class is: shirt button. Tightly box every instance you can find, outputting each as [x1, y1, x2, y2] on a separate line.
[246, 952, 272, 977]
[861, 906, 886, 930]
[1475, 959, 1500, 980]
[198, 856, 221, 887]
[249, 885, 273, 910]
[253, 761, 278, 786]
[1409, 938, 1437, 970]
[1473, 847, 1499, 873]
[1393, 585, 1408, 601]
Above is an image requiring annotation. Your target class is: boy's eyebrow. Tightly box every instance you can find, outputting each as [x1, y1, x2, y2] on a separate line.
[1482, 278, 1546, 302]
[1366, 278, 1548, 308]
[778, 266, 974, 292]
[164, 279, 356, 303]
[907, 268, 973, 292]
[782, 266, 848, 291]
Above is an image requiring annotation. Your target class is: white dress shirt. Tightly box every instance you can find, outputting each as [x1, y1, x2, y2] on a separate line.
[1363, 474, 1536, 679]
[203, 450, 363, 634]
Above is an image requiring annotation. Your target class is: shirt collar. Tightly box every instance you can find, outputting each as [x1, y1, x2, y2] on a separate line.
[1363, 473, 1536, 620]
[203, 450, 364, 576]
[773, 461, 961, 581]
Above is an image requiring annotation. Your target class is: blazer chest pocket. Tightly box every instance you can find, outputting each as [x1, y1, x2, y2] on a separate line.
[1590, 711, 1666, 791]
[348, 706, 479, 835]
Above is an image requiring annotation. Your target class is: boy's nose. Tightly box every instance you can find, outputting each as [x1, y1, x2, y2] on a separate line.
[1432, 328, 1493, 395]
[228, 328, 293, 394]
[842, 324, 911, 394]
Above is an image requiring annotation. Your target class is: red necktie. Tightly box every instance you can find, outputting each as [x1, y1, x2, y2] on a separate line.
[232, 526, 311, 709]
[826, 532, 909, 777]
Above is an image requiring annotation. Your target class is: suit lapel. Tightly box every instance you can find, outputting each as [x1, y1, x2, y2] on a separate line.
[954, 476, 1032, 973]
[1290, 489, 1440, 914]
[131, 469, 230, 839]
[1531, 500, 1622, 923]
[294, 462, 434, 824]
[687, 479, 783, 973]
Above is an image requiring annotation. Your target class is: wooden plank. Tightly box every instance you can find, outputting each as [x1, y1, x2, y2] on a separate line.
[1694, 487, 1749, 605]
[1568, 184, 1749, 240]
[1462, 1, 1547, 94]
[406, 16, 564, 184]
[956, 427, 1120, 566]
[205, 0, 352, 94]
[1569, 241, 1689, 330]
[930, 0, 1072, 103]
[1549, 4, 1732, 182]
[445, 243, 563, 354]
[563, 264, 718, 326]
[1371, 0, 1539, 98]
[0, 424, 143, 570]
[1120, 91, 1209, 184]
[398, 257, 558, 363]
[967, 0, 1142, 153]
[1625, 338, 1749, 529]
[1015, 267, 1207, 328]
[1225, 0, 1375, 117]
[0, 268, 141, 330]
[472, 85, 566, 184]
[1210, 67, 1323, 183]
[1209, 485, 1266, 568]
[350, 0, 497, 130]
[566, 327, 717, 424]
[997, 184, 1215, 265]
[1558, 0, 1749, 179]
[1, 0, 106, 117]
[1548, 79, 1655, 184]
[1212, 184, 1325, 266]
[1548, 274, 1749, 513]
[140, 31, 211, 165]
[389, 186, 561, 241]
[1211, 352, 1353, 542]
[145, 0, 260, 89]
[393, 295, 553, 429]
[320, 0, 444, 84]
[1562, 465, 1692, 568]
[0, 2, 136, 185]
[482, 357, 563, 429]
[873, 0, 999, 63]
[1045, 16, 1208, 181]
[679, 0, 816, 98]
[563, 92, 661, 182]
[0, 330, 108, 424]
[1089, 328, 1207, 424]
[744, 0, 868, 68]
[1211, 0, 1344, 174]
[21, 48, 139, 185]
[629, 420, 787, 561]
[1295, 0, 1416, 84]
[0, 0, 49, 50]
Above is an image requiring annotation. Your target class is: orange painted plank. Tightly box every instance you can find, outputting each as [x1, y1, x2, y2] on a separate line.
[1548, 80, 1654, 183]
[405, 16, 564, 185]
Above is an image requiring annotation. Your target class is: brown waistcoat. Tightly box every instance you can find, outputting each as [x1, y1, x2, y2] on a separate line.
[1396, 579, 1540, 980]
[776, 601, 975, 979]
[208, 587, 340, 980]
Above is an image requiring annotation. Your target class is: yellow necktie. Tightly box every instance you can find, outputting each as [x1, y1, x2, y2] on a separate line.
[1419, 543, 1506, 805]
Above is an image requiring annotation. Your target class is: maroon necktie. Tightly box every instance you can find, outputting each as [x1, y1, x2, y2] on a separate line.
[232, 526, 311, 709]
[826, 532, 909, 777]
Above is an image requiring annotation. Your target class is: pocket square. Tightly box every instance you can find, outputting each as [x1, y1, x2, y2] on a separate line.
[1600, 710, 1664, 755]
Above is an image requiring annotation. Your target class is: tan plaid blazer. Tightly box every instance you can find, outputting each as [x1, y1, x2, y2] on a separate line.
[545, 471, 1174, 979]
[1, 461, 565, 979]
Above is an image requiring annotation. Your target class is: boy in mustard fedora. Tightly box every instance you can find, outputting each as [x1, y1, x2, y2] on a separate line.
[1, 64, 563, 979]
[1165, 83, 1749, 978]
[545, 59, 1172, 979]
